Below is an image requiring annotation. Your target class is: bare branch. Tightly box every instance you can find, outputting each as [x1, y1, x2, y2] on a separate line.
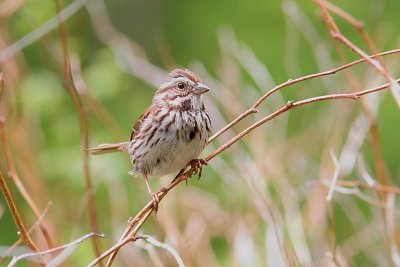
[208, 49, 400, 143]
[8, 233, 104, 267]
[55, 0, 102, 262]
[314, 0, 400, 108]
[0, 120, 54, 249]
[0, 202, 52, 265]
[88, 73, 399, 266]
[0, 170, 43, 263]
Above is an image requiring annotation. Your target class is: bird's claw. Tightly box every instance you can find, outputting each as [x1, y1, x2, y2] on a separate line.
[190, 158, 207, 180]
[172, 158, 207, 183]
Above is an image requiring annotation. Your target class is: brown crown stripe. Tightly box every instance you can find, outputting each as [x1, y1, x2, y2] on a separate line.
[169, 69, 201, 84]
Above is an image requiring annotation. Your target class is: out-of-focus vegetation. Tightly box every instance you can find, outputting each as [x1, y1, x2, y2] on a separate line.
[0, 0, 400, 266]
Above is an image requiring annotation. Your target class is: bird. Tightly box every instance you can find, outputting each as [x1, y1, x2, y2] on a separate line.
[89, 69, 211, 210]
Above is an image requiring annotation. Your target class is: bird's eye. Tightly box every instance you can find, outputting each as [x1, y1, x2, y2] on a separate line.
[177, 82, 185, 89]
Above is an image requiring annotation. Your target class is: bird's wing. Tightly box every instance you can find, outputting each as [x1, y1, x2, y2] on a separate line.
[129, 105, 161, 141]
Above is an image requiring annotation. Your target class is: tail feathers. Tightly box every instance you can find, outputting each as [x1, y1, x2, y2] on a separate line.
[86, 142, 129, 155]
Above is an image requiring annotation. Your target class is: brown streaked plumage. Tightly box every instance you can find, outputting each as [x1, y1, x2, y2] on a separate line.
[89, 69, 211, 210]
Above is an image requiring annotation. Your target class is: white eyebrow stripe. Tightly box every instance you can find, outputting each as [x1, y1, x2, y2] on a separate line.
[163, 77, 194, 88]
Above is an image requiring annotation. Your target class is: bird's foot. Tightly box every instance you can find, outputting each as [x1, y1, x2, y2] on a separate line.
[173, 159, 207, 183]
[189, 158, 207, 180]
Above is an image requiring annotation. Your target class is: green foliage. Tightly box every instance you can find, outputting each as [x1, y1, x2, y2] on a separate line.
[0, 0, 399, 266]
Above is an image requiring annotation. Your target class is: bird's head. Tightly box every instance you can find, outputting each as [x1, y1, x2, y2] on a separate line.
[154, 69, 210, 110]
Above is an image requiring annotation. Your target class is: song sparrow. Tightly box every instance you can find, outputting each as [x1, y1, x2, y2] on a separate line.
[89, 69, 211, 210]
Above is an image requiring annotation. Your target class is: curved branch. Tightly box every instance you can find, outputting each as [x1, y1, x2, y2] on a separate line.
[87, 76, 399, 267]
[208, 48, 400, 143]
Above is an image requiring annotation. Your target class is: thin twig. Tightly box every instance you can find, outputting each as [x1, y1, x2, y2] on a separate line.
[315, 0, 400, 107]
[0, 121, 54, 249]
[313, 2, 395, 264]
[315, 0, 390, 187]
[207, 79, 398, 163]
[208, 48, 400, 143]
[0, 202, 52, 265]
[88, 76, 399, 266]
[323, 1, 383, 65]
[87, 237, 140, 267]
[54, 0, 102, 262]
[0, 170, 43, 262]
[8, 233, 104, 267]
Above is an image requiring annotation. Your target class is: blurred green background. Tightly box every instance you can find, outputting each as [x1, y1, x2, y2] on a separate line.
[1, 0, 400, 266]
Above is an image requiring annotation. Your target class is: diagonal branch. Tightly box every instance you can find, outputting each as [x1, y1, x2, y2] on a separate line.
[208, 48, 400, 143]
[314, 0, 400, 108]
[0, 202, 52, 265]
[0, 121, 54, 249]
[8, 233, 104, 267]
[0, 170, 44, 264]
[88, 76, 399, 266]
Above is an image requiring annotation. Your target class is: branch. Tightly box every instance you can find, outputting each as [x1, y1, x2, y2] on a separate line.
[0, 170, 43, 263]
[0, 202, 52, 265]
[314, 0, 400, 107]
[207, 79, 396, 162]
[208, 48, 400, 143]
[8, 233, 104, 267]
[0, 119, 54, 249]
[55, 0, 102, 262]
[312, 3, 396, 263]
[88, 75, 399, 266]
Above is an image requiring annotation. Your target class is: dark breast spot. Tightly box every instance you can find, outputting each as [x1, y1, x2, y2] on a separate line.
[181, 99, 192, 111]
[189, 130, 196, 140]
[188, 126, 199, 141]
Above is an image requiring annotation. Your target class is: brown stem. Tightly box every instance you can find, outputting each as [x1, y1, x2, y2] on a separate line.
[0, 202, 52, 265]
[0, 120, 55, 249]
[207, 49, 400, 143]
[88, 76, 399, 266]
[316, 0, 400, 109]
[313, 1, 394, 263]
[0, 170, 44, 262]
[54, 0, 102, 263]
[9, 232, 104, 267]
[323, 1, 384, 66]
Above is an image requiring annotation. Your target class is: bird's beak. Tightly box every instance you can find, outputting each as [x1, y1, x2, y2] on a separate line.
[192, 83, 210, 95]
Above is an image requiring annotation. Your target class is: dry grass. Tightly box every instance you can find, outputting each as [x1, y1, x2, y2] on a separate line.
[0, 0, 399, 266]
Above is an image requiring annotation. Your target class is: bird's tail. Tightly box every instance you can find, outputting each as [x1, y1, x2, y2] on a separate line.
[86, 142, 129, 155]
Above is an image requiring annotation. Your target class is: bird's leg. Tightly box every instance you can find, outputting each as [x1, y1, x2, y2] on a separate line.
[144, 174, 159, 212]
